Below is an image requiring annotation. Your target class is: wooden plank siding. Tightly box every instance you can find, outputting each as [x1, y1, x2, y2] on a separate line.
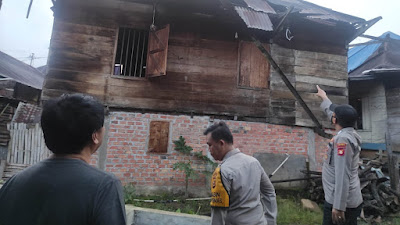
[43, 2, 349, 128]
[386, 86, 400, 152]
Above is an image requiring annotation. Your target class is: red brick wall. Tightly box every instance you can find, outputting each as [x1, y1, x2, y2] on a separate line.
[103, 112, 331, 192]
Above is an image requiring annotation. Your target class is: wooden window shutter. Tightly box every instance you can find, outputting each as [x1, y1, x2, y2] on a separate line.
[146, 24, 170, 78]
[148, 121, 170, 153]
[238, 41, 270, 89]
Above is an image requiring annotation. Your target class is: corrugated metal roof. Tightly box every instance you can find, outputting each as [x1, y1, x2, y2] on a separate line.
[243, 0, 276, 13]
[235, 6, 274, 31]
[348, 32, 400, 73]
[267, 0, 364, 24]
[0, 51, 44, 90]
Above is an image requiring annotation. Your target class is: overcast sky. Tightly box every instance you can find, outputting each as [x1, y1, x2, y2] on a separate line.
[0, 0, 399, 67]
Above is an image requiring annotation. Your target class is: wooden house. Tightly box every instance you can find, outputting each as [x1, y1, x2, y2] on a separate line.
[42, 0, 372, 194]
[348, 32, 400, 153]
[0, 51, 45, 180]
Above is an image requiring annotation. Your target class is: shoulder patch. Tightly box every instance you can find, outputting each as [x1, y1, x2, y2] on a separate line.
[337, 143, 346, 156]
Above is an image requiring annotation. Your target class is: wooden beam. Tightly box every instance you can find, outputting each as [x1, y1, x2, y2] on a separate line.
[26, 0, 33, 18]
[359, 34, 400, 45]
[252, 37, 333, 139]
[271, 6, 294, 40]
[348, 16, 382, 43]
[348, 41, 381, 47]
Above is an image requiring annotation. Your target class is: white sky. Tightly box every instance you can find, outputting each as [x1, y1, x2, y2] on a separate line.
[0, 0, 399, 67]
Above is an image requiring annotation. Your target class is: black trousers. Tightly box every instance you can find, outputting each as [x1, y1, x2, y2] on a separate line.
[322, 201, 362, 225]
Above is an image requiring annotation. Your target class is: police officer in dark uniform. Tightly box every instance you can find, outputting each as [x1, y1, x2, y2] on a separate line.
[316, 85, 363, 225]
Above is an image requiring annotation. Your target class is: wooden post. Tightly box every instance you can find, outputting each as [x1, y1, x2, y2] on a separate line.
[0, 160, 5, 180]
[251, 37, 332, 139]
[386, 131, 399, 192]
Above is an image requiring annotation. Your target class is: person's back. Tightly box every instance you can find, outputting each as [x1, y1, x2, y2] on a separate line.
[205, 122, 277, 225]
[0, 158, 125, 225]
[221, 151, 271, 225]
[0, 94, 126, 225]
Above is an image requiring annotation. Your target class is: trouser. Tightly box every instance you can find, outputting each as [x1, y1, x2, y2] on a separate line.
[322, 201, 362, 225]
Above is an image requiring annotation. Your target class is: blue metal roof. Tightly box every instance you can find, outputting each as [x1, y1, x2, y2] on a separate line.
[348, 31, 400, 73]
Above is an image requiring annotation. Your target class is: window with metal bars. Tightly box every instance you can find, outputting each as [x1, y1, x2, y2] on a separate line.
[114, 28, 149, 78]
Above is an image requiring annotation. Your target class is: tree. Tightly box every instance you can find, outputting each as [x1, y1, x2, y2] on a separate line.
[173, 136, 217, 198]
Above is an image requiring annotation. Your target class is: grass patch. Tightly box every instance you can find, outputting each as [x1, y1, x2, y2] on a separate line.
[123, 185, 400, 224]
[277, 196, 323, 225]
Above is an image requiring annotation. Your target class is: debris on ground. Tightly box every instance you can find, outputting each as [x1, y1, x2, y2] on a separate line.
[301, 199, 322, 213]
[303, 156, 400, 222]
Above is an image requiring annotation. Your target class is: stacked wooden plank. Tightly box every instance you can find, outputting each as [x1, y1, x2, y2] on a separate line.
[7, 123, 51, 165]
[305, 158, 400, 220]
[2, 163, 29, 180]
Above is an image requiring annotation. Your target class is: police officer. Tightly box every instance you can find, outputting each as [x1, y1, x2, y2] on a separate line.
[316, 85, 363, 225]
[204, 121, 277, 225]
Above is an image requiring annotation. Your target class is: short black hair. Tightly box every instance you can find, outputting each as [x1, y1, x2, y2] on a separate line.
[41, 94, 105, 154]
[203, 121, 233, 144]
[330, 104, 358, 128]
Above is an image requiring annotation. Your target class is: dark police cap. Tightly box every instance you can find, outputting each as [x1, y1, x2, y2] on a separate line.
[329, 104, 358, 122]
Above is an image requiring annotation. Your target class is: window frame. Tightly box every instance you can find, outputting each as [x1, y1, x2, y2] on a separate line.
[111, 27, 149, 80]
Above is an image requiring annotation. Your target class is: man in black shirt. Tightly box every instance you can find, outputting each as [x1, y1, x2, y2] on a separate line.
[0, 94, 126, 225]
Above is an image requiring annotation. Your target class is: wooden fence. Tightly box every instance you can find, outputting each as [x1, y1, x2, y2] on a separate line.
[6, 123, 51, 165]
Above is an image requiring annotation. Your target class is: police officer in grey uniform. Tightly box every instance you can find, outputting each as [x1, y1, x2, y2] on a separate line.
[204, 122, 277, 225]
[316, 85, 363, 225]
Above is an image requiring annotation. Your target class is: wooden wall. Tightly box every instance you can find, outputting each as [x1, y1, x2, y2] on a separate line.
[349, 81, 387, 144]
[43, 1, 349, 128]
[386, 85, 400, 152]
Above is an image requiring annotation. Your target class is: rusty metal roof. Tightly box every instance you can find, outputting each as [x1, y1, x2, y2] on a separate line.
[267, 0, 364, 24]
[12, 102, 42, 124]
[0, 51, 44, 90]
[234, 6, 274, 31]
[243, 0, 276, 13]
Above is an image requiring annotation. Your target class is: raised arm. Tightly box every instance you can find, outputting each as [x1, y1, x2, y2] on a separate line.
[316, 85, 334, 121]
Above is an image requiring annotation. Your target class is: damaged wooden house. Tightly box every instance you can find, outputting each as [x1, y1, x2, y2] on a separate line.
[42, 0, 374, 194]
[0, 51, 46, 180]
[348, 31, 400, 153]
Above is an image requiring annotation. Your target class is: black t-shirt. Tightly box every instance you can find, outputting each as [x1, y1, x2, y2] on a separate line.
[0, 158, 126, 225]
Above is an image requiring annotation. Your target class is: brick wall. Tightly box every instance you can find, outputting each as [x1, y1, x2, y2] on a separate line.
[103, 111, 331, 195]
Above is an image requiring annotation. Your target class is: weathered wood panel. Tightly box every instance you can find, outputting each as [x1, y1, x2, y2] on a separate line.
[238, 42, 270, 88]
[6, 123, 51, 165]
[148, 121, 169, 153]
[386, 86, 400, 152]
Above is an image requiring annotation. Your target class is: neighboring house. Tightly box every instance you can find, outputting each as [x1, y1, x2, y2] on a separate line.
[348, 31, 400, 152]
[43, 0, 370, 194]
[0, 51, 45, 179]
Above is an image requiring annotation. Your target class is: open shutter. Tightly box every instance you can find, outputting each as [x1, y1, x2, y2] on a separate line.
[146, 24, 170, 78]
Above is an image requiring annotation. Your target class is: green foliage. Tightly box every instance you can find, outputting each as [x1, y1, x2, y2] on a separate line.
[276, 196, 323, 225]
[173, 136, 217, 197]
[173, 136, 193, 154]
[193, 151, 218, 168]
[172, 162, 198, 180]
[123, 183, 136, 204]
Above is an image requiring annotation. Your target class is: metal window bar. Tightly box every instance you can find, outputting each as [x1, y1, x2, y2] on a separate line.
[139, 32, 148, 77]
[128, 30, 137, 76]
[114, 28, 149, 77]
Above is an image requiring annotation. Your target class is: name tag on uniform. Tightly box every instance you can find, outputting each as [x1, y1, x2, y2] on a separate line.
[337, 143, 346, 156]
